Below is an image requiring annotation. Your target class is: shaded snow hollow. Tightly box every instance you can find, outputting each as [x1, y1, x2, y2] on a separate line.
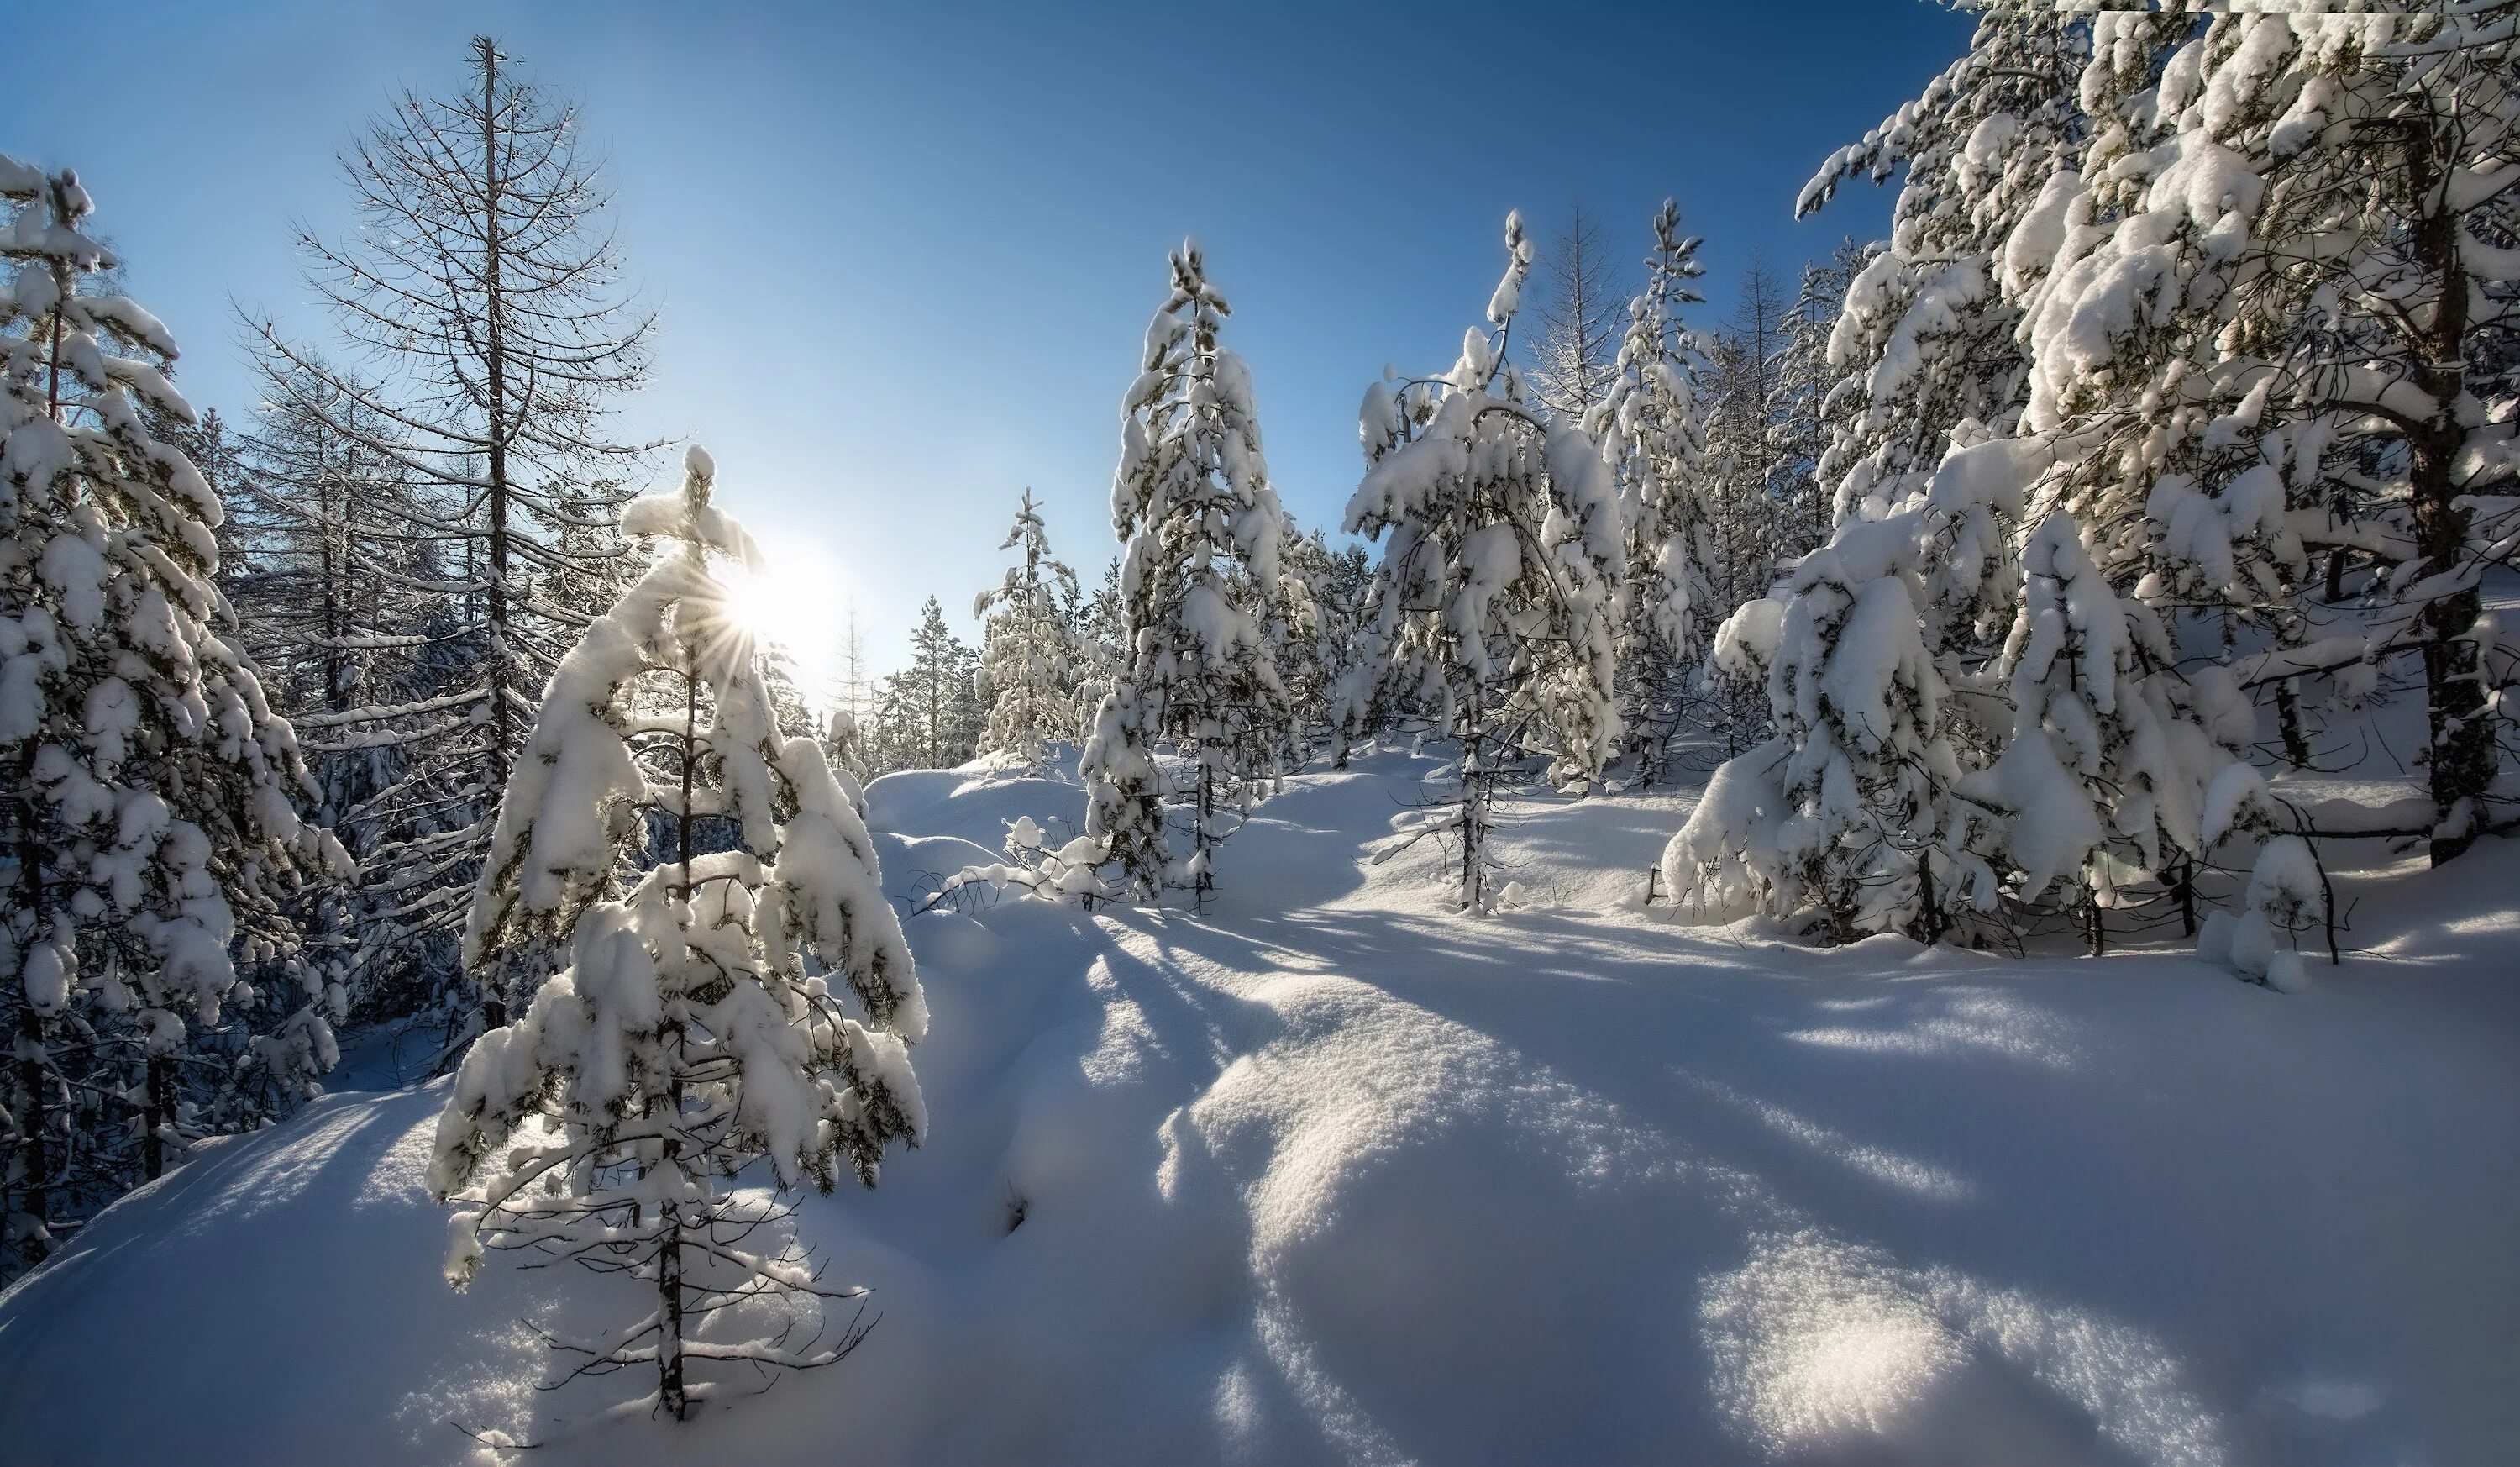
[1, 747, 2513, 1466]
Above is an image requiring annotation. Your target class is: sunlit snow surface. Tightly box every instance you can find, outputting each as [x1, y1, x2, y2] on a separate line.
[1, 744, 2512, 1466]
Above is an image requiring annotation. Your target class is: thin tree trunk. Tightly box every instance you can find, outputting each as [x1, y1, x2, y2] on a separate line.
[12, 1003, 44, 1272]
[2405, 118, 2489, 866]
[143, 1053, 171, 1180]
[1459, 690, 1485, 912]
[657, 660, 701, 1419]
[477, 36, 515, 796]
[13, 744, 49, 1270]
[2276, 681, 2310, 769]
[321, 454, 347, 716]
[1915, 845, 1941, 946]
[658, 1057, 689, 1421]
[1195, 756, 1214, 913]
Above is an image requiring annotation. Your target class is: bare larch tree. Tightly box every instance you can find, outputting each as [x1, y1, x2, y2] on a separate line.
[1528, 202, 1628, 426]
[247, 35, 654, 1024]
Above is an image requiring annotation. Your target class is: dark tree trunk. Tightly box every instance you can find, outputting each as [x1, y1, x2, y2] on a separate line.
[477, 36, 515, 797]
[143, 1052, 172, 1180]
[2276, 681, 2310, 769]
[13, 1003, 47, 1272]
[2405, 119, 2490, 866]
[13, 742, 50, 1270]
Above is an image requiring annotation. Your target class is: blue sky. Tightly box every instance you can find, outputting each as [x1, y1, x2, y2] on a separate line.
[11, 0, 1971, 674]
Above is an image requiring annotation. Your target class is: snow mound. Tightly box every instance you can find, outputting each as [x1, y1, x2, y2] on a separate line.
[2, 752, 2514, 1466]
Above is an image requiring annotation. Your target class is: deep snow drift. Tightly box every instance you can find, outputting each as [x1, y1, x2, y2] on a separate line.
[1, 748, 2512, 1466]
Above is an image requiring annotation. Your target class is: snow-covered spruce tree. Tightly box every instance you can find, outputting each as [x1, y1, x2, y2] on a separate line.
[1083, 240, 1294, 907]
[1343, 213, 1620, 910]
[1589, 199, 1713, 786]
[139, 402, 246, 603]
[2013, 6, 2520, 865]
[973, 490, 1083, 772]
[870, 597, 982, 772]
[432, 447, 925, 1422]
[249, 36, 654, 1022]
[1, 159, 348, 1273]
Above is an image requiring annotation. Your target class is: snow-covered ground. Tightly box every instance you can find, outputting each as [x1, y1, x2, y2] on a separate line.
[1, 747, 2512, 1466]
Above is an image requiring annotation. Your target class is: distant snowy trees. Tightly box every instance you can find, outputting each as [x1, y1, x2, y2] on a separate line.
[1343, 213, 1621, 908]
[1, 159, 346, 1275]
[1276, 528, 1373, 760]
[248, 35, 654, 1024]
[974, 491, 1083, 771]
[1082, 241, 1294, 905]
[873, 597, 983, 773]
[432, 448, 925, 1422]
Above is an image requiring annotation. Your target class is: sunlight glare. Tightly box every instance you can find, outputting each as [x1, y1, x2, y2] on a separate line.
[723, 542, 848, 713]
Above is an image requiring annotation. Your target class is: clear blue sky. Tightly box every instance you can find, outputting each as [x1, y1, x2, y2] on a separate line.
[10, 0, 1972, 672]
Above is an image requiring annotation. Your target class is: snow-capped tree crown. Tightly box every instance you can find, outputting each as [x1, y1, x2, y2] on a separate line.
[974, 489, 1083, 770]
[433, 446, 927, 1417]
[1085, 239, 1297, 900]
[1343, 210, 1622, 787]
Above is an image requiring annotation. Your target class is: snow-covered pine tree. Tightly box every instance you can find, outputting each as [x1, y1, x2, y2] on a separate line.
[1077, 680, 1168, 900]
[249, 36, 654, 1023]
[2013, 6, 2519, 865]
[1274, 527, 1373, 760]
[831, 602, 872, 753]
[974, 490, 1083, 773]
[2197, 763, 2330, 992]
[1343, 213, 1621, 909]
[1958, 513, 2240, 952]
[433, 446, 926, 1422]
[1663, 531, 1971, 944]
[2, 159, 348, 1273]
[871, 597, 982, 772]
[1083, 240, 1294, 906]
[1590, 199, 1713, 786]
[1796, 3, 2088, 531]
[1665, 5, 2106, 945]
[140, 402, 246, 602]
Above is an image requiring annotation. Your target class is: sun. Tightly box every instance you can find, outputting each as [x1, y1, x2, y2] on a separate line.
[722, 542, 848, 710]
